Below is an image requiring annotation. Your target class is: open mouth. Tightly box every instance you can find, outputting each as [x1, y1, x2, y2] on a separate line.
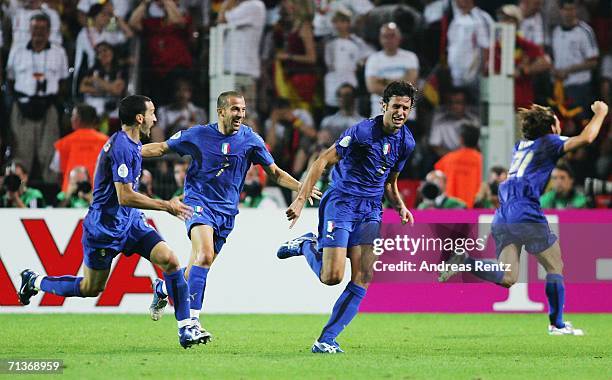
[392, 115, 404, 124]
[232, 119, 242, 127]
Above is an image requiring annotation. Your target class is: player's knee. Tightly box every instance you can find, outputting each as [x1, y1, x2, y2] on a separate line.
[193, 251, 214, 267]
[80, 283, 105, 297]
[160, 252, 180, 273]
[320, 270, 344, 286]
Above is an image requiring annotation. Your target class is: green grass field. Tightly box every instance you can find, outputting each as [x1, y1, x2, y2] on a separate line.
[1, 314, 611, 379]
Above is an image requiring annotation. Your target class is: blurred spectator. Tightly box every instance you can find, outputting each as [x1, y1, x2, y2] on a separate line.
[496, 5, 552, 109]
[56, 166, 93, 208]
[474, 165, 508, 209]
[540, 163, 588, 209]
[138, 169, 160, 199]
[365, 22, 418, 118]
[601, 49, 612, 107]
[79, 42, 127, 120]
[129, 0, 194, 104]
[240, 164, 276, 208]
[324, 9, 373, 109]
[76, 0, 133, 27]
[274, 0, 317, 108]
[1, 161, 45, 208]
[551, 0, 599, 121]
[446, 0, 493, 99]
[320, 83, 362, 146]
[7, 0, 62, 49]
[74, 2, 132, 94]
[171, 159, 189, 198]
[434, 124, 482, 208]
[428, 87, 480, 157]
[313, 0, 373, 38]
[51, 103, 108, 193]
[264, 97, 316, 175]
[519, 0, 546, 46]
[7, 13, 68, 183]
[151, 78, 206, 143]
[417, 170, 467, 209]
[217, 0, 266, 111]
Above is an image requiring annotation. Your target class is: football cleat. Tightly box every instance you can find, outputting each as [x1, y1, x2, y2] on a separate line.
[277, 232, 317, 259]
[178, 326, 205, 349]
[191, 318, 213, 344]
[548, 321, 584, 336]
[149, 279, 168, 321]
[18, 269, 39, 305]
[311, 340, 344, 354]
[438, 253, 466, 282]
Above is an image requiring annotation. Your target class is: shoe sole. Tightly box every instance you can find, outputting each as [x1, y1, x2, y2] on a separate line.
[18, 270, 37, 306]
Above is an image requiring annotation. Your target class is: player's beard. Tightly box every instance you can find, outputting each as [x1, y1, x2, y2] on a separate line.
[140, 123, 152, 138]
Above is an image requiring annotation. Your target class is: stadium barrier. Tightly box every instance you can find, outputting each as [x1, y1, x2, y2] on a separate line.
[0, 209, 610, 313]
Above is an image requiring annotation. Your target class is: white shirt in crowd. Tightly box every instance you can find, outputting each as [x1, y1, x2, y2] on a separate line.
[446, 6, 493, 87]
[365, 49, 419, 118]
[428, 108, 480, 151]
[324, 34, 373, 106]
[77, 0, 132, 19]
[157, 103, 208, 137]
[321, 110, 363, 142]
[313, 0, 374, 37]
[601, 54, 612, 81]
[520, 12, 545, 46]
[265, 109, 314, 141]
[6, 43, 69, 96]
[551, 21, 599, 86]
[74, 27, 127, 79]
[223, 0, 266, 79]
[8, 3, 63, 49]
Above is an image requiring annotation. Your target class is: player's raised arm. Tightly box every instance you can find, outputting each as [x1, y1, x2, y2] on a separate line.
[114, 182, 192, 220]
[563, 101, 608, 152]
[142, 142, 171, 158]
[384, 171, 414, 226]
[262, 163, 322, 201]
[285, 145, 340, 227]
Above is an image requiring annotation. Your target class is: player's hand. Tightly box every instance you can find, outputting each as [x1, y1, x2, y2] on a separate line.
[167, 198, 193, 221]
[591, 101, 609, 116]
[286, 198, 306, 228]
[306, 186, 322, 205]
[399, 207, 414, 226]
[552, 115, 561, 135]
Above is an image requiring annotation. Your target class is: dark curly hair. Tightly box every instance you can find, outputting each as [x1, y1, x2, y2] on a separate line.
[382, 81, 417, 105]
[518, 104, 556, 140]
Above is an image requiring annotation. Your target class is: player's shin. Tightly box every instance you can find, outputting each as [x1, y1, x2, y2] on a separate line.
[187, 265, 209, 319]
[163, 268, 191, 328]
[37, 276, 84, 297]
[545, 274, 566, 328]
[302, 240, 322, 279]
[318, 282, 366, 344]
[465, 257, 505, 284]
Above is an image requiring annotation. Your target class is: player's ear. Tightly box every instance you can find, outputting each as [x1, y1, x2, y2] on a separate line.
[136, 113, 144, 124]
[381, 102, 387, 112]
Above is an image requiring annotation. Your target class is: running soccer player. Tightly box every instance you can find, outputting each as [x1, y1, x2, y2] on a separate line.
[277, 81, 417, 354]
[440, 101, 608, 335]
[18, 95, 205, 349]
[142, 91, 319, 340]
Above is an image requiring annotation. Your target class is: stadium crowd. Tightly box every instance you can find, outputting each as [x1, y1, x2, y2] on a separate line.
[0, 0, 610, 210]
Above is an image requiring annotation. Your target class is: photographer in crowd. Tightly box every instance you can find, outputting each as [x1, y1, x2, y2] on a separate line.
[540, 163, 588, 209]
[1, 161, 45, 208]
[474, 166, 508, 209]
[417, 170, 467, 210]
[56, 166, 93, 208]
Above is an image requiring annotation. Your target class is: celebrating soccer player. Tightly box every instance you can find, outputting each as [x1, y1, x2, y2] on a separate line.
[440, 101, 609, 335]
[277, 81, 417, 353]
[18, 95, 205, 349]
[142, 91, 320, 341]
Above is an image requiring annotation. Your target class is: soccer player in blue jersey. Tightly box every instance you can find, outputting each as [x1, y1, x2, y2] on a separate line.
[141, 91, 319, 340]
[18, 95, 205, 349]
[441, 101, 608, 335]
[277, 81, 417, 354]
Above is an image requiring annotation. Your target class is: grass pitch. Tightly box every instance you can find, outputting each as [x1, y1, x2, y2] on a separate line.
[1, 314, 610, 379]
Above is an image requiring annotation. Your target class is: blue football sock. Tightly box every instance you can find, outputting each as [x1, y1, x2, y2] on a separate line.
[465, 257, 504, 284]
[39, 276, 83, 297]
[187, 265, 209, 319]
[301, 240, 322, 279]
[319, 282, 366, 344]
[545, 274, 565, 328]
[163, 269, 191, 326]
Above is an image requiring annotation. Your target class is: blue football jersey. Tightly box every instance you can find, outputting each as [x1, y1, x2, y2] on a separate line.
[84, 131, 142, 243]
[167, 124, 274, 215]
[331, 116, 415, 198]
[499, 134, 567, 204]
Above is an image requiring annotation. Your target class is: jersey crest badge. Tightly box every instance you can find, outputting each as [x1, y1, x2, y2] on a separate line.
[221, 143, 230, 155]
[383, 143, 390, 155]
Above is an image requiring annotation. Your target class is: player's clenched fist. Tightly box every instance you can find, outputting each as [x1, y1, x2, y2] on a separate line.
[591, 101, 608, 116]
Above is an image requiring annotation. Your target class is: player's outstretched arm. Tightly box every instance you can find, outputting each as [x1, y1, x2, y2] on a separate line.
[385, 172, 414, 226]
[114, 182, 192, 220]
[263, 164, 322, 200]
[285, 145, 340, 228]
[141, 142, 171, 158]
[563, 101, 608, 152]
